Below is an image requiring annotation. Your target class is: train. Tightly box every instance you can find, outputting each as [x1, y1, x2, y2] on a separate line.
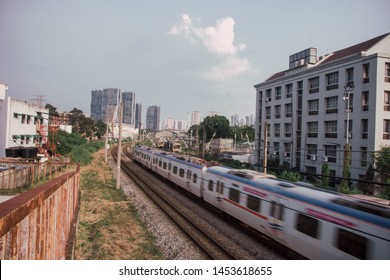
[132, 145, 390, 259]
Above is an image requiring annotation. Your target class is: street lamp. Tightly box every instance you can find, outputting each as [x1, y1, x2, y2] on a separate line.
[341, 83, 354, 192]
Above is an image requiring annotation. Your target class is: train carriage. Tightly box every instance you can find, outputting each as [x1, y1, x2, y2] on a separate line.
[132, 145, 390, 259]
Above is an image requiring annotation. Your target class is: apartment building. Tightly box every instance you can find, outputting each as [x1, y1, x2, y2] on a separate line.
[254, 33, 390, 183]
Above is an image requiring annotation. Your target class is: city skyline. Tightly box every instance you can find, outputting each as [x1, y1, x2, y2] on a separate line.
[1, 1, 389, 122]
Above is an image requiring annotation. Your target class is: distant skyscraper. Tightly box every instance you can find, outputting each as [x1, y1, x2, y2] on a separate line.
[190, 111, 202, 126]
[146, 105, 160, 131]
[91, 88, 119, 122]
[209, 111, 218, 117]
[135, 103, 142, 129]
[90, 89, 137, 125]
[230, 114, 239, 126]
[122, 91, 136, 125]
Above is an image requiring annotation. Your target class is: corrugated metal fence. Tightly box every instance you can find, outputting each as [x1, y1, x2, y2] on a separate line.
[0, 165, 80, 259]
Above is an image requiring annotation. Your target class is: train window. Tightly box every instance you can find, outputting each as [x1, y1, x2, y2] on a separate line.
[163, 162, 167, 169]
[247, 195, 261, 212]
[193, 174, 197, 183]
[229, 188, 240, 203]
[159, 160, 162, 167]
[168, 163, 172, 171]
[173, 166, 178, 174]
[179, 168, 185, 178]
[270, 201, 285, 221]
[216, 182, 224, 194]
[295, 214, 319, 239]
[208, 180, 214, 191]
[335, 228, 368, 259]
[187, 170, 192, 179]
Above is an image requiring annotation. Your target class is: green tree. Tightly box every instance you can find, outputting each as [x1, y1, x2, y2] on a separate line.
[373, 145, 390, 181]
[45, 103, 58, 116]
[322, 164, 330, 187]
[188, 115, 232, 143]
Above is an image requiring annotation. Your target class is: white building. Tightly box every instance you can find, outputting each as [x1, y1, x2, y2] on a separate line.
[254, 33, 390, 184]
[189, 111, 202, 126]
[0, 85, 49, 157]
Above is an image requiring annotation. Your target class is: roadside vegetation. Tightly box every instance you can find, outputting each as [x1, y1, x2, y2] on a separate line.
[75, 149, 163, 260]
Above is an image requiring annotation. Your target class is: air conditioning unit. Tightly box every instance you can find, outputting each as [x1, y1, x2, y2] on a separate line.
[310, 155, 317, 161]
[322, 156, 329, 162]
[265, 97, 271, 102]
[283, 152, 289, 157]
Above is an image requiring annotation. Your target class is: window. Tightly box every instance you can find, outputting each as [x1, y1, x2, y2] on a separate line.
[346, 67, 354, 85]
[360, 147, 368, 167]
[308, 77, 319, 93]
[173, 166, 178, 174]
[273, 142, 280, 156]
[229, 188, 240, 203]
[247, 195, 261, 212]
[274, 123, 280, 137]
[284, 123, 292, 137]
[326, 72, 339, 90]
[179, 168, 185, 178]
[386, 63, 390, 82]
[324, 145, 337, 163]
[208, 180, 214, 191]
[385, 91, 390, 111]
[216, 181, 224, 194]
[193, 173, 198, 183]
[186, 170, 192, 179]
[326, 96, 338, 114]
[307, 122, 318, 138]
[267, 123, 271, 137]
[362, 91, 369, 111]
[168, 163, 172, 171]
[158, 160, 162, 167]
[265, 89, 272, 101]
[283, 142, 291, 158]
[297, 81, 303, 95]
[361, 119, 368, 139]
[274, 105, 281, 119]
[269, 201, 284, 221]
[163, 162, 167, 169]
[384, 119, 390, 140]
[266, 106, 271, 119]
[275, 86, 281, 100]
[336, 228, 367, 259]
[308, 99, 319, 115]
[325, 121, 337, 138]
[307, 144, 317, 160]
[285, 103, 292, 117]
[362, 63, 370, 83]
[295, 214, 319, 239]
[285, 84, 293, 97]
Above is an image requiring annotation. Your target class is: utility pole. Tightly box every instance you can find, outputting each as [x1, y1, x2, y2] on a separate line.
[341, 84, 353, 192]
[263, 122, 268, 174]
[116, 90, 122, 190]
[104, 116, 109, 163]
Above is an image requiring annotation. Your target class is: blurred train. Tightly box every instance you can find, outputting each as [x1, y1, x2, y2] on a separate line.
[132, 145, 390, 259]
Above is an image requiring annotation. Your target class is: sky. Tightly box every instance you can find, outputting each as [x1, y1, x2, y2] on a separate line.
[1, 0, 389, 123]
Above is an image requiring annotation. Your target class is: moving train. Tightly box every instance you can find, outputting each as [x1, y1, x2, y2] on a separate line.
[132, 145, 390, 259]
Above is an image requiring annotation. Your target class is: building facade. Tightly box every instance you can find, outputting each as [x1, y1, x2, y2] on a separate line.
[135, 103, 142, 129]
[122, 91, 136, 126]
[146, 105, 160, 131]
[91, 88, 119, 123]
[254, 33, 390, 183]
[0, 85, 49, 157]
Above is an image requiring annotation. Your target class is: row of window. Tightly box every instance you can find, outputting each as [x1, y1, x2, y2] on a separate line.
[213, 178, 368, 259]
[13, 113, 44, 125]
[262, 63, 390, 101]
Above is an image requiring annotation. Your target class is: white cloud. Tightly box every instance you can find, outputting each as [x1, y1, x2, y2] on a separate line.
[169, 14, 254, 80]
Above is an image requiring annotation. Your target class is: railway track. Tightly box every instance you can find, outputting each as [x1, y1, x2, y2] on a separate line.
[112, 144, 252, 260]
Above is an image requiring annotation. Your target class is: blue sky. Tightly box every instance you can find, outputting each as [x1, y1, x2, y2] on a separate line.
[1, 0, 389, 123]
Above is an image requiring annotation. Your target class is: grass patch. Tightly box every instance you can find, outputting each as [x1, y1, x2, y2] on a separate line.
[75, 149, 163, 260]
